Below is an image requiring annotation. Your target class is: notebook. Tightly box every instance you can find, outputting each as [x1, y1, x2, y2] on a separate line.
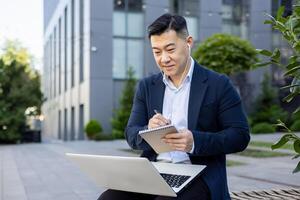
[139, 124, 178, 154]
[66, 153, 206, 197]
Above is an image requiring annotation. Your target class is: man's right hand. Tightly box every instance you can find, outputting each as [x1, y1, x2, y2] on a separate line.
[148, 113, 171, 129]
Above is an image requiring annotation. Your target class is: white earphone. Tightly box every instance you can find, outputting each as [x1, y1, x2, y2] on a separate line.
[187, 44, 191, 57]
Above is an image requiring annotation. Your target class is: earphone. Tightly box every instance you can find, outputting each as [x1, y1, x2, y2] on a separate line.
[187, 44, 191, 57]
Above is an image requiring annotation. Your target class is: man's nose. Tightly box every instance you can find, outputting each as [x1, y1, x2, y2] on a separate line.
[161, 51, 170, 64]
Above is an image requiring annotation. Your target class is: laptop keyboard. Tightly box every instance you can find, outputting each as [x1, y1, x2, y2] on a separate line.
[160, 173, 191, 188]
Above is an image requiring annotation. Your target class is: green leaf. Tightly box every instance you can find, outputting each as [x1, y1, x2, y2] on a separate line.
[276, 6, 285, 19]
[271, 134, 291, 150]
[292, 161, 300, 173]
[253, 62, 272, 67]
[289, 55, 298, 64]
[285, 62, 300, 71]
[275, 119, 291, 132]
[264, 20, 274, 25]
[280, 84, 300, 90]
[294, 106, 300, 114]
[293, 154, 300, 159]
[283, 92, 299, 103]
[271, 48, 281, 63]
[256, 49, 273, 56]
[294, 140, 300, 154]
[284, 66, 300, 76]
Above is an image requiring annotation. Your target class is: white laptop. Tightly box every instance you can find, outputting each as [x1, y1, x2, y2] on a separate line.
[66, 153, 206, 197]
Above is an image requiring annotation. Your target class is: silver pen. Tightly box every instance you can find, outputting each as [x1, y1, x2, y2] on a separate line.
[154, 109, 171, 124]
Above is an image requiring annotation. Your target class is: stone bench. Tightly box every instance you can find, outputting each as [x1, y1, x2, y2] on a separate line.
[230, 188, 300, 200]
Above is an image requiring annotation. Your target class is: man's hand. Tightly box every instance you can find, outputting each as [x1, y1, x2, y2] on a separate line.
[148, 113, 171, 129]
[162, 129, 194, 152]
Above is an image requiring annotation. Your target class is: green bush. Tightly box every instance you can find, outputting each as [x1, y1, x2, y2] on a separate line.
[255, 3, 300, 173]
[193, 33, 258, 76]
[111, 67, 137, 139]
[291, 120, 300, 132]
[85, 120, 103, 140]
[250, 74, 288, 130]
[252, 123, 276, 134]
[94, 134, 113, 141]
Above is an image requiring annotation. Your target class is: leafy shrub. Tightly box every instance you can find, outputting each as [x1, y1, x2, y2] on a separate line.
[252, 123, 276, 134]
[291, 120, 300, 132]
[255, 2, 300, 173]
[94, 134, 113, 141]
[193, 33, 258, 75]
[85, 120, 103, 140]
[250, 74, 288, 129]
[111, 68, 137, 139]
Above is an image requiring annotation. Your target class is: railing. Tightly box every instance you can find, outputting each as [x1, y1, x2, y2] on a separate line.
[230, 188, 300, 200]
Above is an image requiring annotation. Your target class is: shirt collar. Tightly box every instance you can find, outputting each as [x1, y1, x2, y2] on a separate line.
[163, 57, 194, 88]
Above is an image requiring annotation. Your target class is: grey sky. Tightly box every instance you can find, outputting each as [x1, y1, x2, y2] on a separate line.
[0, 0, 43, 70]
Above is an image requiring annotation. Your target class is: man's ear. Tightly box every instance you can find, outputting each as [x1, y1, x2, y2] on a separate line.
[186, 36, 193, 49]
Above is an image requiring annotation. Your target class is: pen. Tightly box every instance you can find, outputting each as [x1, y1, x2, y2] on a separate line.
[154, 109, 171, 125]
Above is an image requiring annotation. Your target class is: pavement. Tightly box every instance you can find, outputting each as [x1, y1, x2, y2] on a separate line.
[0, 133, 299, 200]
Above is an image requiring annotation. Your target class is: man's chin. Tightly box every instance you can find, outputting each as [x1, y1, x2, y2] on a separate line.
[162, 71, 175, 77]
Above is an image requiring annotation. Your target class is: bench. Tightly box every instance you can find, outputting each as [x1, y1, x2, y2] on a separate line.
[230, 188, 300, 199]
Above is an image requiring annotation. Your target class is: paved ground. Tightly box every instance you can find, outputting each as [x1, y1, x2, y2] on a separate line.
[0, 133, 299, 200]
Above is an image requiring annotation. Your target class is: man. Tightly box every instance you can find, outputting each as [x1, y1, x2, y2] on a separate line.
[99, 13, 250, 200]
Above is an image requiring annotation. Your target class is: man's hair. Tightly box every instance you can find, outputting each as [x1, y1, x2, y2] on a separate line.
[147, 13, 189, 39]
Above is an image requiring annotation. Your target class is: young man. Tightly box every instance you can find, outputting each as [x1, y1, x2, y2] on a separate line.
[98, 13, 250, 200]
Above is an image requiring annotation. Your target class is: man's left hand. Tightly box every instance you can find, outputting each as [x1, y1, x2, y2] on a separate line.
[162, 129, 194, 152]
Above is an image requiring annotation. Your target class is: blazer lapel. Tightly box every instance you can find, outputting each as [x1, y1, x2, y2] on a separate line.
[188, 62, 208, 130]
[150, 74, 165, 115]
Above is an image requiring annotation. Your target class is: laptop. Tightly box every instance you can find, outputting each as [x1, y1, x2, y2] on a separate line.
[66, 153, 206, 197]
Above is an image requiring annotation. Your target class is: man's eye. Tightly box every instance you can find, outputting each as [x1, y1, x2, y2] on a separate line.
[167, 49, 175, 52]
[154, 52, 161, 55]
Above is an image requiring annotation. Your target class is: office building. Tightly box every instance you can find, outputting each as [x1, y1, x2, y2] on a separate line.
[43, 0, 281, 140]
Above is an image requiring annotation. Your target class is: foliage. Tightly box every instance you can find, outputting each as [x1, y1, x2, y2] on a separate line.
[111, 67, 137, 139]
[84, 119, 103, 140]
[250, 140, 294, 151]
[291, 120, 300, 131]
[0, 41, 43, 143]
[193, 33, 258, 75]
[252, 122, 276, 134]
[250, 74, 288, 128]
[256, 2, 300, 173]
[94, 134, 113, 141]
[236, 148, 291, 158]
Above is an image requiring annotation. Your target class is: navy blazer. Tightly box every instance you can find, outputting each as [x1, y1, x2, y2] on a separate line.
[125, 61, 250, 200]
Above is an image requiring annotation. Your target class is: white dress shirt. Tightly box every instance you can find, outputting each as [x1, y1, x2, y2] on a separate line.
[157, 57, 194, 164]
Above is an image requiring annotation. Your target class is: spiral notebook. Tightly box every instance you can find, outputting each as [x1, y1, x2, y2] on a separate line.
[139, 125, 178, 154]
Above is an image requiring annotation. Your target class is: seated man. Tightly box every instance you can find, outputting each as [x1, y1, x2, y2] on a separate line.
[98, 13, 250, 200]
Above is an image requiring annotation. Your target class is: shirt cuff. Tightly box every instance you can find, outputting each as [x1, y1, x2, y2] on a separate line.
[189, 141, 195, 154]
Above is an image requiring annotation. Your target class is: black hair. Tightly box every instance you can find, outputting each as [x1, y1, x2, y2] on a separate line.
[147, 13, 189, 39]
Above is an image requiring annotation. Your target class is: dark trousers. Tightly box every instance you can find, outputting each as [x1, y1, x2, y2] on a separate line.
[97, 176, 210, 200]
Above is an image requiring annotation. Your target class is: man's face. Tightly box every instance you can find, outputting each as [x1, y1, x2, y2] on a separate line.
[150, 30, 191, 82]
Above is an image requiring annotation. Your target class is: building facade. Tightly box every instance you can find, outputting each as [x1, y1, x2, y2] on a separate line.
[42, 0, 276, 140]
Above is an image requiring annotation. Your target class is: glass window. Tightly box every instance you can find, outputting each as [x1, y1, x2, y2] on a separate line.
[64, 7, 68, 91]
[127, 12, 144, 37]
[79, 0, 84, 82]
[58, 18, 62, 94]
[113, 0, 144, 79]
[221, 0, 249, 38]
[113, 38, 126, 79]
[113, 11, 126, 36]
[185, 16, 198, 40]
[169, 0, 199, 41]
[71, 0, 75, 88]
[128, 39, 143, 78]
[79, 104, 84, 140]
